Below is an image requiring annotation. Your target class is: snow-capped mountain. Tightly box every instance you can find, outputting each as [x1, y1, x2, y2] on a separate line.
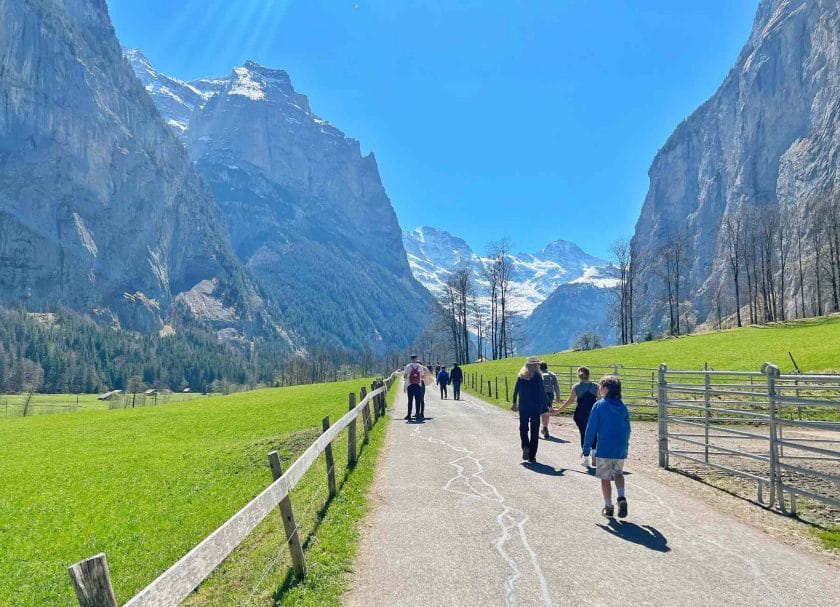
[125, 50, 434, 352]
[124, 49, 218, 134]
[402, 226, 616, 317]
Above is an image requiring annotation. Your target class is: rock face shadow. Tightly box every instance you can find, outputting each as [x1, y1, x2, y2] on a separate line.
[596, 519, 670, 552]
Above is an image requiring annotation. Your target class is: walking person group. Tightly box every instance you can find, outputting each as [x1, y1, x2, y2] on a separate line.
[512, 358, 631, 518]
[403, 357, 466, 420]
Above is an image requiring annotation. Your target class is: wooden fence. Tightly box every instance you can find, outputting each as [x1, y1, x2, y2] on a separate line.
[68, 373, 398, 607]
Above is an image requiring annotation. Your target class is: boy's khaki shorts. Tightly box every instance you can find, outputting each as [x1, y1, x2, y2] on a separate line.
[595, 457, 625, 480]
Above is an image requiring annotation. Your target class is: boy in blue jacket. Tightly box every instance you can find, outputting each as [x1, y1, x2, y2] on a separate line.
[583, 375, 631, 518]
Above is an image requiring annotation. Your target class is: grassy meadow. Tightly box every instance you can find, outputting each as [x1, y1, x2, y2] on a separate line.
[463, 315, 840, 409]
[0, 377, 388, 606]
[0, 391, 208, 417]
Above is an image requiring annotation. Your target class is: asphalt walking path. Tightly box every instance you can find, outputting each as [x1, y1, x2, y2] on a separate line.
[345, 381, 839, 607]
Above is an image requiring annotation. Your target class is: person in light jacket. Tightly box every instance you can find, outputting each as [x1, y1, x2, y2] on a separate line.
[511, 356, 549, 463]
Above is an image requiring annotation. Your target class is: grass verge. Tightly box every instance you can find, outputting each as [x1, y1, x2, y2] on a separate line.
[0, 378, 377, 606]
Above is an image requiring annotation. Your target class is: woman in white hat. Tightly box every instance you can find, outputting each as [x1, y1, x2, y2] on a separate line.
[511, 356, 550, 462]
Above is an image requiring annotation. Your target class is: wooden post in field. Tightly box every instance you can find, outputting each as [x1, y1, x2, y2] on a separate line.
[480, 374, 483, 394]
[348, 392, 358, 466]
[68, 553, 117, 607]
[322, 416, 337, 499]
[363, 400, 372, 443]
[268, 451, 306, 578]
[505, 376, 509, 402]
[487, 380, 492, 396]
[495, 377, 499, 399]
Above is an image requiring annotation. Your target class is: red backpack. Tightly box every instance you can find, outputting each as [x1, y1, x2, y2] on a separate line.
[408, 364, 422, 385]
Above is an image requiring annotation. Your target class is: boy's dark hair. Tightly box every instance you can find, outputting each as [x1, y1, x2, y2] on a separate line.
[578, 366, 590, 380]
[539, 362, 548, 371]
[599, 375, 621, 399]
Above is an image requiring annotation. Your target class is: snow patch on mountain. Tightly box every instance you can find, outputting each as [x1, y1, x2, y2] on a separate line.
[402, 226, 616, 317]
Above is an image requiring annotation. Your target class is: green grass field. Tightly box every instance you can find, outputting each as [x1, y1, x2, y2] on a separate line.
[0, 377, 386, 606]
[463, 315, 840, 409]
[0, 391, 209, 417]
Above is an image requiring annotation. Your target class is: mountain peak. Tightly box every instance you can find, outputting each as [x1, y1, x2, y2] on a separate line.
[228, 62, 297, 102]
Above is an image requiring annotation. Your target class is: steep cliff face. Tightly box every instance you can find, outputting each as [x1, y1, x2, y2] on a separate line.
[632, 0, 840, 332]
[168, 60, 434, 352]
[0, 0, 263, 334]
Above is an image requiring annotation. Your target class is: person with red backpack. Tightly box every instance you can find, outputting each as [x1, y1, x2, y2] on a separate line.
[403, 354, 428, 420]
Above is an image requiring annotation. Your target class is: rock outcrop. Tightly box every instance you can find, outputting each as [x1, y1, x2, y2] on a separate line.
[632, 0, 840, 333]
[0, 0, 264, 334]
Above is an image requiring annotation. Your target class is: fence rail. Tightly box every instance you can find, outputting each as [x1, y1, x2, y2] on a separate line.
[657, 363, 840, 515]
[68, 373, 398, 607]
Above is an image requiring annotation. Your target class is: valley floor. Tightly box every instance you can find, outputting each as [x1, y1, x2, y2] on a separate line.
[346, 385, 839, 606]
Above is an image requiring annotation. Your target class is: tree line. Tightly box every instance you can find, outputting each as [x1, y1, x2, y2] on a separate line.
[608, 192, 840, 344]
[0, 307, 390, 395]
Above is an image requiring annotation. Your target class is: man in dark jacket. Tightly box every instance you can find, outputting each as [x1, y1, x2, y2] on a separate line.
[450, 363, 464, 399]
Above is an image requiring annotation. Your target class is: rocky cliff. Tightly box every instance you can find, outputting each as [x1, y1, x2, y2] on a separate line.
[0, 0, 266, 335]
[127, 54, 434, 352]
[632, 0, 840, 333]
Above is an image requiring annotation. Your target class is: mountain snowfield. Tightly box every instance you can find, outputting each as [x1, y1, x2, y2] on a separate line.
[402, 226, 617, 317]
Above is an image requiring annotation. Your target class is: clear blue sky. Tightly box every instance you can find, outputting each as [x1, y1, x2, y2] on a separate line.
[108, 0, 759, 259]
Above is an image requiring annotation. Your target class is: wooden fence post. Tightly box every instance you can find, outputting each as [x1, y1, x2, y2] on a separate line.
[480, 374, 483, 394]
[487, 380, 492, 396]
[348, 392, 358, 466]
[268, 451, 307, 578]
[363, 401, 372, 443]
[322, 417, 337, 499]
[68, 553, 118, 607]
[495, 377, 499, 399]
[504, 376, 509, 402]
[703, 372, 711, 464]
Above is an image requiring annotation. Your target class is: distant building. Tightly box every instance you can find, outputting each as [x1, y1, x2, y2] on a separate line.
[144, 389, 157, 396]
[97, 390, 123, 401]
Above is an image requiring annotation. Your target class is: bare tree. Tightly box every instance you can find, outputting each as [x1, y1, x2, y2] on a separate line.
[610, 239, 631, 344]
[658, 234, 686, 336]
[723, 210, 744, 327]
[486, 240, 515, 359]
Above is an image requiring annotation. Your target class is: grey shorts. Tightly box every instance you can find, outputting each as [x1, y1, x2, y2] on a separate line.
[595, 457, 625, 480]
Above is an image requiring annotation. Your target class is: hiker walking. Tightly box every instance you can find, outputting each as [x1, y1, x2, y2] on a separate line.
[539, 362, 560, 439]
[450, 362, 463, 399]
[583, 375, 631, 518]
[437, 365, 450, 399]
[511, 356, 549, 463]
[557, 366, 598, 467]
[403, 355, 428, 420]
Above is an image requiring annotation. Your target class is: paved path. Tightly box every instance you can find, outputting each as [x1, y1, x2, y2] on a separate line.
[345, 383, 839, 607]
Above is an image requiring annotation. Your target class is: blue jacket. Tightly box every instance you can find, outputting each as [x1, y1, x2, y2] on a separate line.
[583, 398, 630, 458]
[437, 370, 450, 385]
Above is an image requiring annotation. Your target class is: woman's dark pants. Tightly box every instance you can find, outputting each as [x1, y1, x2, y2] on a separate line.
[519, 406, 541, 458]
[574, 415, 597, 451]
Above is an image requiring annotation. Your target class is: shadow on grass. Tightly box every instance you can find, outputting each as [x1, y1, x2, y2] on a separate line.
[596, 519, 671, 552]
[272, 434, 378, 604]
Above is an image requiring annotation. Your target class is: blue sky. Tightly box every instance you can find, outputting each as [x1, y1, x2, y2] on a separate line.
[108, 0, 758, 259]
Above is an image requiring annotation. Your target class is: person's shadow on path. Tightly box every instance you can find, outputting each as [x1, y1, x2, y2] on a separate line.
[540, 436, 569, 444]
[521, 462, 566, 476]
[405, 417, 434, 424]
[596, 519, 670, 552]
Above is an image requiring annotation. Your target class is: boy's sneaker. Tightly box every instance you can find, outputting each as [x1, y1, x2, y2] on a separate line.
[602, 505, 615, 518]
[542, 427, 549, 439]
[617, 497, 628, 518]
[522, 447, 530, 460]
[580, 455, 587, 467]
